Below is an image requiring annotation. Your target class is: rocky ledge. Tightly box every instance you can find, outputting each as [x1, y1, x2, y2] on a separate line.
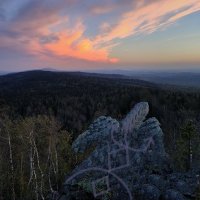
[59, 102, 200, 200]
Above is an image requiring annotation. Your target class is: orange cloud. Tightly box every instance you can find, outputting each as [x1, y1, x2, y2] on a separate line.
[42, 22, 117, 63]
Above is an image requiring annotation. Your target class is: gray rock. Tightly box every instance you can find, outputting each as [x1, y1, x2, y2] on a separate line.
[148, 174, 166, 191]
[139, 184, 161, 200]
[174, 180, 192, 195]
[164, 189, 186, 200]
[72, 116, 120, 153]
[61, 102, 197, 200]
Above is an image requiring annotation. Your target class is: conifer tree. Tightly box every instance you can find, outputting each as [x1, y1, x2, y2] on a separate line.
[175, 120, 197, 171]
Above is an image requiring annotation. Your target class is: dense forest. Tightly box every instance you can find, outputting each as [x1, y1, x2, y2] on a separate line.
[0, 70, 200, 199]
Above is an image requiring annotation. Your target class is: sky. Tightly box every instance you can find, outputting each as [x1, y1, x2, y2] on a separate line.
[0, 0, 200, 72]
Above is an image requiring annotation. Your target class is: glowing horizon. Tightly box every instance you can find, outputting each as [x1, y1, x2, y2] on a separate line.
[0, 0, 200, 72]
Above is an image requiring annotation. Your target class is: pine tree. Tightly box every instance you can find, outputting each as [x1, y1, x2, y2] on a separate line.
[175, 120, 197, 171]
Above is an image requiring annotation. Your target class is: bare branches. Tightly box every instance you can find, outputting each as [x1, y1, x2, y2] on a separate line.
[0, 115, 73, 199]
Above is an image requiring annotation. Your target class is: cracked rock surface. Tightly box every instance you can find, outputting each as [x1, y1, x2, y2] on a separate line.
[59, 102, 199, 200]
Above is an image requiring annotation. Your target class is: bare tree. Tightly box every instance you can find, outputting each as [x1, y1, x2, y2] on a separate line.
[7, 130, 16, 200]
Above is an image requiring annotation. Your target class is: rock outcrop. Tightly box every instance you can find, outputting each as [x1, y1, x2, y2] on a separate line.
[59, 102, 199, 200]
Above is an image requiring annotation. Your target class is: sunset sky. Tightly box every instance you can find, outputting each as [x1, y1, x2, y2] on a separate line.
[0, 0, 200, 72]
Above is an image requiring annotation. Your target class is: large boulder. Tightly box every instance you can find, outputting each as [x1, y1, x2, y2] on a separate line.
[60, 102, 197, 200]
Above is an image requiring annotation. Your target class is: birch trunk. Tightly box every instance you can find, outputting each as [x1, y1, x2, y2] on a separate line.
[7, 132, 16, 200]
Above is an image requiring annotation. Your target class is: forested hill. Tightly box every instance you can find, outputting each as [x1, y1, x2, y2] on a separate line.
[0, 70, 159, 88]
[0, 70, 200, 142]
[0, 70, 159, 132]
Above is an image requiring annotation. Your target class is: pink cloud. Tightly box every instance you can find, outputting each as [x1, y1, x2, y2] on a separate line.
[90, 5, 116, 15]
[95, 0, 200, 44]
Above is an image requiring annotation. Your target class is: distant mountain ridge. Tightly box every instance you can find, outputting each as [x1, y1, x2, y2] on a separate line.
[0, 71, 8, 75]
[0, 70, 159, 89]
[88, 69, 200, 88]
[129, 72, 200, 88]
[1, 69, 200, 88]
